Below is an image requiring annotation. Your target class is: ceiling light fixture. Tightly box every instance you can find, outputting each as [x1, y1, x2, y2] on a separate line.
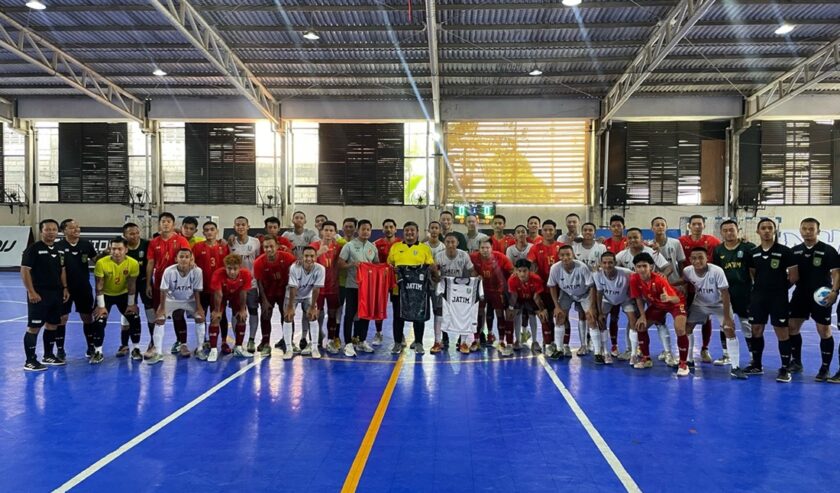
[303, 30, 320, 41]
[529, 68, 543, 76]
[562, 0, 582, 6]
[25, 1, 47, 10]
[774, 23, 794, 35]
[152, 68, 167, 77]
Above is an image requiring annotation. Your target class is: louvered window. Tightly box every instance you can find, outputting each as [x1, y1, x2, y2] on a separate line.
[317, 123, 404, 205]
[444, 120, 588, 205]
[1, 122, 27, 203]
[760, 121, 833, 205]
[58, 123, 129, 203]
[185, 123, 256, 204]
[625, 122, 701, 205]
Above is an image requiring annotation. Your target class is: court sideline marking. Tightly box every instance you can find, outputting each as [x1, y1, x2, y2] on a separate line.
[341, 355, 404, 492]
[52, 360, 260, 492]
[537, 355, 642, 493]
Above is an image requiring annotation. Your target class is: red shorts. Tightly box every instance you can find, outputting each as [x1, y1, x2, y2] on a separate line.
[151, 284, 162, 310]
[645, 303, 687, 323]
[317, 292, 340, 311]
[222, 296, 244, 314]
[262, 290, 286, 309]
[483, 291, 507, 311]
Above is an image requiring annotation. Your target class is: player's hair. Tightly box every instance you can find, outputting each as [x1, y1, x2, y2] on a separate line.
[403, 221, 419, 230]
[262, 234, 278, 244]
[302, 246, 317, 255]
[110, 236, 128, 247]
[513, 224, 527, 233]
[479, 238, 493, 248]
[609, 215, 625, 226]
[321, 220, 337, 230]
[600, 251, 616, 260]
[177, 248, 192, 255]
[444, 232, 460, 241]
[292, 210, 306, 218]
[626, 227, 643, 236]
[59, 218, 74, 231]
[756, 217, 777, 231]
[688, 214, 705, 224]
[357, 219, 372, 229]
[719, 219, 739, 230]
[224, 254, 242, 267]
[494, 214, 507, 224]
[314, 214, 328, 221]
[558, 244, 574, 252]
[582, 222, 597, 230]
[181, 216, 198, 227]
[39, 218, 59, 231]
[382, 218, 397, 227]
[202, 220, 218, 229]
[264, 216, 281, 227]
[122, 222, 139, 232]
[527, 215, 541, 223]
[801, 217, 821, 228]
[542, 219, 557, 228]
[439, 210, 454, 219]
[343, 217, 358, 227]
[566, 213, 581, 220]
[689, 246, 708, 256]
[234, 215, 249, 224]
[428, 220, 441, 229]
[632, 252, 655, 266]
[158, 212, 175, 223]
[515, 259, 532, 270]
[650, 216, 667, 226]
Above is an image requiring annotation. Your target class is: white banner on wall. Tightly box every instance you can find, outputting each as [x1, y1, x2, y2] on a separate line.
[0, 226, 32, 268]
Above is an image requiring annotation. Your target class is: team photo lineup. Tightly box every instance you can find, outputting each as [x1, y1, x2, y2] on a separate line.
[20, 209, 840, 385]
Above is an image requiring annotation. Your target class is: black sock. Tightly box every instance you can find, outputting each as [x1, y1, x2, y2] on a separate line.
[744, 336, 753, 354]
[92, 319, 106, 347]
[789, 333, 803, 363]
[820, 337, 834, 368]
[753, 336, 765, 368]
[121, 329, 130, 346]
[779, 339, 792, 368]
[719, 329, 727, 351]
[130, 317, 142, 345]
[43, 329, 56, 357]
[83, 323, 95, 350]
[24, 332, 38, 361]
[55, 324, 66, 350]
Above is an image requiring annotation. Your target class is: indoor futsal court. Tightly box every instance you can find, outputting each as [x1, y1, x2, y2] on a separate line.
[2, 1, 840, 493]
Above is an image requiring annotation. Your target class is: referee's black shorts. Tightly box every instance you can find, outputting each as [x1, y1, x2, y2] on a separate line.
[28, 289, 63, 328]
[748, 291, 790, 328]
[789, 287, 832, 325]
[63, 285, 93, 316]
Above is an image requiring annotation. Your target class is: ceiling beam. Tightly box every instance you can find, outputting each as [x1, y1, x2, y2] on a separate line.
[743, 36, 840, 123]
[0, 11, 147, 127]
[600, 0, 716, 128]
[425, 0, 441, 123]
[148, 0, 280, 126]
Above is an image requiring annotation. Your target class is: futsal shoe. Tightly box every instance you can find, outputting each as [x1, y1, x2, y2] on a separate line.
[292, 344, 302, 355]
[24, 360, 47, 372]
[257, 343, 271, 357]
[415, 343, 425, 355]
[470, 341, 480, 352]
[815, 367, 830, 382]
[486, 333, 496, 347]
[700, 349, 712, 363]
[274, 339, 286, 350]
[713, 353, 731, 366]
[617, 349, 632, 361]
[301, 345, 312, 356]
[358, 341, 374, 353]
[563, 345, 573, 357]
[170, 341, 181, 355]
[283, 348, 294, 360]
[298, 339, 308, 352]
[89, 351, 104, 365]
[530, 342, 541, 353]
[512, 341, 522, 351]
[390, 343, 402, 355]
[116, 346, 130, 357]
[233, 345, 254, 358]
[604, 353, 614, 365]
[633, 358, 653, 369]
[543, 343, 558, 358]
[743, 364, 763, 375]
[657, 351, 668, 361]
[311, 346, 321, 359]
[430, 342, 443, 354]
[676, 362, 690, 377]
[131, 348, 142, 361]
[179, 344, 191, 358]
[145, 352, 163, 365]
[501, 344, 514, 357]
[42, 354, 66, 366]
[372, 332, 384, 346]
[143, 344, 156, 360]
[610, 345, 619, 358]
[344, 343, 357, 357]
[56, 348, 67, 360]
[788, 361, 804, 374]
[521, 329, 531, 344]
[730, 367, 748, 380]
[326, 339, 341, 354]
[776, 367, 792, 383]
[594, 354, 605, 365]
[827, 370, 840, 383]
[246, 339, 256, 353]
[221, 343, 233, 355]
[207, 348, 218, 362]
[194, 348, 208, 361]
[664, 352, 678, 367]
[459, 343, 470, 354]
[576, 346, 588, 357]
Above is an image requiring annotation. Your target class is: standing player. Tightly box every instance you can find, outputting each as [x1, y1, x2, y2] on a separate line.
[229, 216, 262, 354]
[424, 221, 445, 258]
[788, 218, 840, 381]
[506, 225, 532, 265]
[439, 210, 468, 251]
[92, 237, 141, 363]
[548, 245, 595, 359]
[180, 216, 205, 248]
[254, 235, 297, 357]
[465, 214, 489, 253]
[431, 233, 475, 352]
[122, 222, 155, 358]
[146, 212, 191, 357]
[527, 219, 563, 356]
[336, 217, 357, 335]
[650, 217, 686, 285]
[259, 217, 294, 253]
[683, 248, 746, 379]
[745, 218, 798, 382]
[314, 214, 328, 238]
[573, 222, 607, 271]
[387, 221, 435, 355]
[470, 240, 514, 353]
[150, 248, 205, 364]
[592, 252, 636, 365]
[713, 220, 755, 367]
[193, 221, 230, 353]
[559, 213, 582, 245]
[282, 247, 325, 360]
[373, 218, 401, 346]
[526, 215, 543, 245]
[310, 221, 343, 357]
[490, 214, 516, 255]
[338, 219, 379, 357]
[506, 259, 549, 353]
[56, 219, 98, 359]
[21, 219, 69, 371]
[210, 254, 253, 360]
[602, 215, 627, 357]
[282, 210, 318, 258]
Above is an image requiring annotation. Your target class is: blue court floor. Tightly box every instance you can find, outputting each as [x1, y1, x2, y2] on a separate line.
[1, 271, 839, 492]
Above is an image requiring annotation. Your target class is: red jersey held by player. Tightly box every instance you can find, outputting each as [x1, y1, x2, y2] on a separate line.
[527, 241, 564, 284]
[258, 233, 294, 254]
[310, 240, 341, 295]
[678, 234, 721, 265]
[253, 251, 297, 296]
[508, 272, 545, 300]
[374, 237, 401, 263]
[211, 267, 253, 300]
[357, 262, 394, 321]
[490, 234, 516, 254]
[192, 241, 230, 290]
[629, 271, 684, 310]
[603, 237, 628, 254]
[470, 251, 513, 293]
[147, 233, 191, 284]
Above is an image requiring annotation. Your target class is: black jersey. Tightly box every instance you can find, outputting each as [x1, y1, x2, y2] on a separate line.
[127, 238, 150, 285]
[55, 239, 97, 290]
[21, 241, 64, 290]
[397, 265, 431, 321]
[713, 241, 755, 305]
[791, 241, 838, 291]
[746, 242, 796, 295]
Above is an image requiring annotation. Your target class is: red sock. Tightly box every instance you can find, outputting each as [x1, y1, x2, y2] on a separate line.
[260, 318, 271, 345]
[638, 331, 650, 357]
[609, 306, 619, 346]
[542, 321, 554, 345]
[220, 316, 228, 343]
[327, 316, 338, 339]
[701, 320, 712, 350]
[375, 319, 383, 333]
[678, 335, 689, 363]
[235, 323, 246, 346]
[209, 324, 220, 348]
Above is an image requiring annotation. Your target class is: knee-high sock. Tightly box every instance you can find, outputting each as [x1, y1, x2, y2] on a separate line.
[554, 323, 566, 349]
[83, 322, 95, 348]
[120, 327, 130, 346]
[726, 336, 740, 369]
[688, 332, 696, 361]
[309, 319, 320, 343]
[375, 319, 383, 333]
[504, 320, 514, 344]
[24, 331, 38, 361]
[609, 306, 619, 346]
[153, 325, 165, 354]
[740, 318, 752, 353]
[701, 319, 712, 350]
[542, 317, 554, 345]
[589, 328, 602, 356]
[283, 321, 294, 348]
[234, 322, 246, 347]
[55, 324, 66, 351]
[209, 324, 220, 348]
[129, 315, 142, 346]
[657, 324, 672, 354]
[563, 320, 572, 345]
[43, 329, 56, 356]
[512, 315, 521, 343]
[173, 318, 187, 344]
[677, 334, 689, 363]
[601, 330, 609, 356]
[194, 322, 206, 348]
[578, 320, 587, 350]
[789, 333, 803, 363]
[413, 321, 425, 344]
[629, 330, 639, 357]
[92, 317, 106, 350]
[820, 336, 834, 368]
[720, 329, 728, 355]
[778, 338, 792, 367]
[248, 310, 259, 339]
[260, 318, 272, 345]
[752, 336, 765, 368]
[434, 316, 443, 343]
[327, 313, 338, 340]
[220, 313, 229, 343]
[638, 331, 650, 357]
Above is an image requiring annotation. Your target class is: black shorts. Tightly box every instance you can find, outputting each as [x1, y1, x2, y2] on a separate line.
[749, 291, 790, 327]
[730, 296, 750, 319]
[63, 285, 93, 316]
[514, 299, 539, 315]
[28, 289, 63, 328]
[102, 293, 130, 317]
[789, 288, 832, 325]
[132, 285, 153, 307]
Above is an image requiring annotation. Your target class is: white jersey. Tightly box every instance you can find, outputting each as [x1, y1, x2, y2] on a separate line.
[682, 264, 729, 307]
[506, 243, 532, 265]
[282, 228, 318, 258]
[547, 260, 593, 301]
[573, 242, 607, 271]
[230, 236, 260, 288]
[466, 232, 489, 252]
[160, 264, 203, 302]
[424, 240, 446, 258]
[650, 237, 685, 283]
[559, 233, 582, 245]
[434, 250, 473, 278]
[288, 263, 326, 302]
[615, 246, 669, 272]
[593, 267, 633, 306]
[435, 276, 484, 335]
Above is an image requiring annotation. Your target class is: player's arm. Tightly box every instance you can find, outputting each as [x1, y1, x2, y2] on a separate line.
[93, 274, 108, 319]
[146, 257, 155, 297]
[659, 280, 681, 304]
[20, 266, 41, 303]
[237, 288, 248, 320]
[125, 275, 138, 314]
[720, 287, 734, 329]
[60, 266, 70, 302]
[308, 287, 321, 320]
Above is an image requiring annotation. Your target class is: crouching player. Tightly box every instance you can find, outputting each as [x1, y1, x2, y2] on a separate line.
[210, 254, 253, 361]
[630, 253, 687, 371]
[91, 237, 141, 363]
[548, 245, 596, 360]
[149, 248, 205, 364]
[506, 259, 549, 354]
[592, 252, 636, 365]
[282, 247, 325, 360]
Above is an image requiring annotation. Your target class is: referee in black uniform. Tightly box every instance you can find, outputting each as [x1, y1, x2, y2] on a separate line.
[21, 219, 70, 371]
[56, 219, 98, 358]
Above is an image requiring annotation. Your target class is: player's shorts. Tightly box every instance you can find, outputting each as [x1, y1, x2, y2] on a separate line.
[513, 299, 540, 315]
[28, 289, 63, 328]
[558, 291, 591, 313]
[317, 291, 340, 311]
[160, 299, 202, 320]
[286, 297, 312, 313]
[102, 293, 129, 315]
[482, 290, 507, 311]
[644, 302, 687, 323]
[261, 290, 286, 312]
[132, 283, 153, 308]
[221, 296, 245, 315]
[687, 303, 734, 326]
[600, 299, 636, 315]
[730, 296, 750, 319]
[62, 285, 93, 315]
[789, 287, 832, 325]
[749, 291, 790, 327]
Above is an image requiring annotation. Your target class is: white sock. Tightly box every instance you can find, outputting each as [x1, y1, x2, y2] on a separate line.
[555, 324, 566, 348]
[625, 328, 632, 353]
[95, 345, 103, 353]
[434, 315, 442, 342]
[589, 328, 602, 355]
[465, 333, 475, 345]
[601, 330, 609, 356]
[528, 315, 537, 335]
[726, 337, 740, 369]
[309, 320, 320, 343]
[153, 324, 164, 354]
[283, 322, 293, 348]
[630, 330, 639, 356]
[195, 322, 205, 347]
[513, 314, 521, 342]
[578, 319, 587, 349]
[657, 324, 672, 354]
[688, 332, 695, 361]
[249, 312, 258, 339]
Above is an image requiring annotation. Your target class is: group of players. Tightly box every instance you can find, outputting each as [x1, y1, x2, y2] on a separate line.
[20, 209, 840, 384]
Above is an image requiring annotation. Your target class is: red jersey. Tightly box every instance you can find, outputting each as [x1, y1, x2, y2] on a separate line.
[210, 267, 253, 300]
[629, 271, 684, 310]
[603, 237, 628, 254]
[310, 240, 341, 295]
[527, 235, 544, 245]
[147, 233, 191, 284]
[508, 272, 545, 300]
[470, 251, 514, 293]
[357, 262, 394, 321]
[374, 237, 401, 263]
[527, 241, 564, 284]
[490, 234, 516, 254]
[258, 233, 294, 255]
[253, 251, 297, 296]
[678, 234, 721, 266]
[192, 241, 230, 289]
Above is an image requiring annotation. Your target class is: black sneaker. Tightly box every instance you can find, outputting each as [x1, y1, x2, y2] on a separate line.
[687, 360, 696, 369]
[86, 345, 94, 358]
[56, 348, 66, 360]
[274, 339, 287, 351]
[776, 367, 792, 383]
[42, 354, 66, 366]
[815, 367, 830, 382]
[89, 351, 104, 365]
[594, 354, 605, 365]
[442, 334, 450, 347]
[299, 338, 308, 350]
[744, 364, 764, 375]
[827, 370, 840, 384]
[788, 361, 804, 374]
[730, 367, 748, 380]
[24, 360, 47, 372]
[130, 348, 143, 361]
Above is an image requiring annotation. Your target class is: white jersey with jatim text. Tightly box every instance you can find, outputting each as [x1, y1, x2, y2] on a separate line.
[160, 264, 203, 302]
[651, 237, 685, 283]
[547, 260, 594, 301]
[288, 263, 326, 302]
[435, 277, 484, 335]
[230, 236, 260, 288]
[573, 242, 607, 271]
[615, 246, 670, 272]
[682, 264, 729, 307]
[434, 250, 474, 278]
[506, 243, 532, 265]
[593, 267, 633, 306]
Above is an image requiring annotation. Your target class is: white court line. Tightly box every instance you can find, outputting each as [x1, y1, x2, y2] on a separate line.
[0, 315, 27, 323]
[0, 300, 27, 304]
[53, 360, 259, 492]
[537, 355, 642, 493]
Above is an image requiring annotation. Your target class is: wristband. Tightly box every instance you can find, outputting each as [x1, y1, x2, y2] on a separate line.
[127, 298, 136, 306]
[96, 295, 105, 308]
[508, 306, 515, 311]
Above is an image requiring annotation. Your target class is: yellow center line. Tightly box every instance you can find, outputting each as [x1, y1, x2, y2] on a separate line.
[341, 355, 405, 492]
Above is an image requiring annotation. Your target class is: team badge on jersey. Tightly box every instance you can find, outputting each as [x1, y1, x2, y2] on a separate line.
[737, 250, 743, 258]
[81, 254, 89, 263]
[770, 259, 780, 269]
[814, 257, 822, 267]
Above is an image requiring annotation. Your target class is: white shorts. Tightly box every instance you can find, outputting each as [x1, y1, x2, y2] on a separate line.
[601, 299, 637, 315]
[687, 303, 733, 326]
[558, 291, 591, 313]
[162, 299, 201, 319]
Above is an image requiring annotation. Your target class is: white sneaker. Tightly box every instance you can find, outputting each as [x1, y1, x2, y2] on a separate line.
[657, 351, 668, 361]
[233, 345, 253, 358]
[207, 348, 218, 362]
[502, 345, 514, 357]
[301, 346, 312, 356]
[414, 343, 425, 355]
[563, 345, 572, 357]
[372, 332, 384, 346]
[292, 344, 301, 354]
[312, 346, 321, 359]
[604, 353, 614, 365]
[358, 341, 374, 353]
[276, 348, 286, 359]
[344, 343, 357, 357]
[665, 352, 678, 367]
[544, 343, 557, 357]
[617, 350, 632, 361]
[713, 354, 731, 366]
[283, 348, 294, 360]
[521, 329, 531, 344]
